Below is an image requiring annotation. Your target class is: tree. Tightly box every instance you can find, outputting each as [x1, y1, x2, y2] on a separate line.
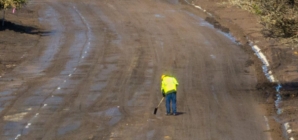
[0, 0, 27, 26]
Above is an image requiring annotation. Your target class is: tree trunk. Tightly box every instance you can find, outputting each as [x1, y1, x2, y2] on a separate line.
[2, 10, 5, 26]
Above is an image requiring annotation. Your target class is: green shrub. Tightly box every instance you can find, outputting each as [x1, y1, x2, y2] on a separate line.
[228, 0, 298, 44]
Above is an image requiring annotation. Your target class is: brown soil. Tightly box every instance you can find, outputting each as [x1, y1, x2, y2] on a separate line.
[0, 6, 44, 76]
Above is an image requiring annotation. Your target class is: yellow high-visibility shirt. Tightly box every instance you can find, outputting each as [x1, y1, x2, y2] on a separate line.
[161, 76, 179, 94]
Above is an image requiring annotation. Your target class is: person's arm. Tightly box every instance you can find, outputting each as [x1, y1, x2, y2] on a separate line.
[161, 80, 165, 97]
[174, 77, 179, 86]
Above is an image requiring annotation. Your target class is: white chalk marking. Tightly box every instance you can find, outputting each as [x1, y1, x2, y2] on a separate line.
[252, 45, 261, 52]
[284, 122, 290, 130]
[252, 44, 276, 82]
[184, 0, 213, 17]
[25, 123, 31, 128]
[43, 104, 47, 107]
[269, 75, 275, 82]
[194, 5, 202, 10]
[69, 74, 72, 77]
[73, 5, 92, 63]
[263, 116, 273, 140]
[15, 134, 21, 139]
[57, 87, 61, 90]
[252, 45, 269, 66]
[263, 116, 270, 129]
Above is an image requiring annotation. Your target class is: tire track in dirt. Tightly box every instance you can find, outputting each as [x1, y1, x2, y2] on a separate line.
[20, 3, 100, 139]
[0, 1, 65, 119]
[0, 2, 73, 139]
[22, 2, 133, 139]
[0, 1, 96, 138]
[88, 2, 157, 139]
[75, 1, 165, 139]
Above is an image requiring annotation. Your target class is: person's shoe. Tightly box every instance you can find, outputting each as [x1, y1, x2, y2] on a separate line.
[173, 113, 177, 116]
[165, 113, 171, 116]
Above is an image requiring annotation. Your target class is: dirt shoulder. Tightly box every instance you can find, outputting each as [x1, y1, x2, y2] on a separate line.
[0, 5, 44, 77]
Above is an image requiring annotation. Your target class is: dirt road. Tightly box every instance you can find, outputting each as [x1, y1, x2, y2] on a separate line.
[0, 0, 276, 139]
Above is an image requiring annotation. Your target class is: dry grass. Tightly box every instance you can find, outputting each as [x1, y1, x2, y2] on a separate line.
[218, 0, 261, 14]
[222, 0, 298, 46]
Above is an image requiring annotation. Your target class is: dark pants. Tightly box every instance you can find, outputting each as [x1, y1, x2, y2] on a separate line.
[165, 92, 176, 114]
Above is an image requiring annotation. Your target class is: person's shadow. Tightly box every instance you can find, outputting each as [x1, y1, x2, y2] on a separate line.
[175, 112, 185, 116]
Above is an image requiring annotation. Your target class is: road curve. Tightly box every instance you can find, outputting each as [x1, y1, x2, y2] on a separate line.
[0, 0, 271, 140]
